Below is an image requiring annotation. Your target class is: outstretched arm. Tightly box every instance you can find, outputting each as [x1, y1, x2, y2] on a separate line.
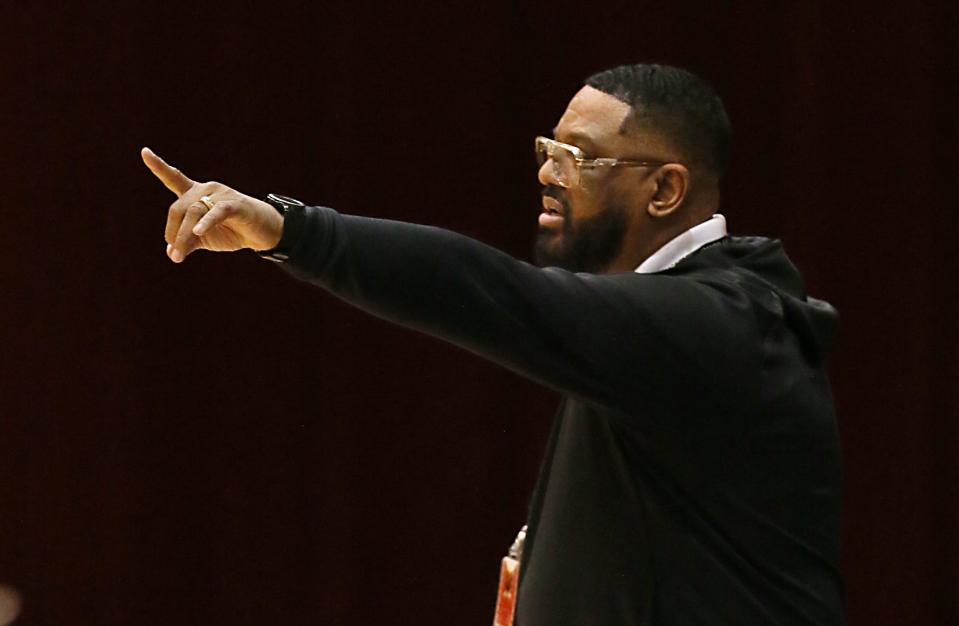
[141, 150, 760, 420]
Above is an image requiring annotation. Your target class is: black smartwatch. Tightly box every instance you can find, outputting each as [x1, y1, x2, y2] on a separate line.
[257, 193, 306, 262]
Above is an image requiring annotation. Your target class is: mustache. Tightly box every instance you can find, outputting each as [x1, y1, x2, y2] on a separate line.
[542, 185, 563, 201]
[541, 185, 569, 215]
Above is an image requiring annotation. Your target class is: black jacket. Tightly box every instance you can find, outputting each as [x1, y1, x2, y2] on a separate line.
[276, 205, 845, 626]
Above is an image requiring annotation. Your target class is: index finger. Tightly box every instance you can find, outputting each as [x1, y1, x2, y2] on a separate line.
[141, 147, 195, 197]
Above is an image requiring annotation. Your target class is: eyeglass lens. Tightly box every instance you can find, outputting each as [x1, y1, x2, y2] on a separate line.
[536, 139, 577, 188]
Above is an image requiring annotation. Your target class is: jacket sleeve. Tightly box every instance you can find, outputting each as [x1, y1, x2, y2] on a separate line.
[275, 205, 761, 418]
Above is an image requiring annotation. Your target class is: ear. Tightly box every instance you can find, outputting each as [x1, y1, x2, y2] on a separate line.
[647, 164, 690, 218]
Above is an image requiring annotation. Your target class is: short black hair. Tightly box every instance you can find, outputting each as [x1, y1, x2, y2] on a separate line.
[585, 64, 731, 177]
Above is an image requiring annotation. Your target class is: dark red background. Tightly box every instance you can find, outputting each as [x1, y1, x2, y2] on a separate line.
[1, 2, 956, 624]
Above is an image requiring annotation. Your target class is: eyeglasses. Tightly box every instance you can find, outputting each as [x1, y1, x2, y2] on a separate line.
[535, 136, 668, 189]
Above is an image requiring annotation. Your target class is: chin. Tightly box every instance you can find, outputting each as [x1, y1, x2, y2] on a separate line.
[532, 219, 626, 274]
[533, 230, 565, 268]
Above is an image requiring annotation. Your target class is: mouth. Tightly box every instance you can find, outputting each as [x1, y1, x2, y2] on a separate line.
[542, 195, 564, 214]
[539, 195, 565, 228]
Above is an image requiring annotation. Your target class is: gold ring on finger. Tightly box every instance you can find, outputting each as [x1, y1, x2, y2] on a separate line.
[200, 195, 215, 210]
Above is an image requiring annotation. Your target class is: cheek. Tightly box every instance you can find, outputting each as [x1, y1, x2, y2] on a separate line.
[566, 187, 604, 221]
[600, 178, 648, 215]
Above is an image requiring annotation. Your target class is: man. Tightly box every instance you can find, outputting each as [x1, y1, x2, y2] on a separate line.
[143, 64, 845, 625]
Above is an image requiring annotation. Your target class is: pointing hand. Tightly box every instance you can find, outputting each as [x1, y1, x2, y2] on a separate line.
[141, 147, 284, 263]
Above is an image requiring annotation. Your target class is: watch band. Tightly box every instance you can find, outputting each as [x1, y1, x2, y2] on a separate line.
[257, 193, 306, 262]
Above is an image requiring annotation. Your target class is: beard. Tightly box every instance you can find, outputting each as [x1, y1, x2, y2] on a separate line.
[533, 188, 629, 273]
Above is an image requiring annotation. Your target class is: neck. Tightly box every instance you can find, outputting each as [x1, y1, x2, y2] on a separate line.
[609, 204, 716, 273]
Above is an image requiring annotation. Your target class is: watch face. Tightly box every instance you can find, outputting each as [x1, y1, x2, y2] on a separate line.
[267, 193, 305, 207]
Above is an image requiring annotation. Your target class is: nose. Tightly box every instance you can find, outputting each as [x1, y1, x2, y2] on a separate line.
[537, 159, 564, 188]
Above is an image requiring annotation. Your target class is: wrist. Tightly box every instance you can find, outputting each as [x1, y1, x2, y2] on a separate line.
[255, 200, 284, 249]
[256, 194, 306, 262]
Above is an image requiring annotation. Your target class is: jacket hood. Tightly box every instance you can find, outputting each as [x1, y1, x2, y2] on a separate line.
[680, 236, 838, 364]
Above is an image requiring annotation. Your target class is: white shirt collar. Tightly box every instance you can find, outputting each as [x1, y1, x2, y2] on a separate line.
[634, 214, 728, 274]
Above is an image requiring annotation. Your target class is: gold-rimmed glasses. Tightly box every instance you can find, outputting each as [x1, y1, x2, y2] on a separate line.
[535, 136, 668, 189]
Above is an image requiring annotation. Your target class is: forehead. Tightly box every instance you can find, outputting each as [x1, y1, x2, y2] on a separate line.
[553, 85, 633, 150]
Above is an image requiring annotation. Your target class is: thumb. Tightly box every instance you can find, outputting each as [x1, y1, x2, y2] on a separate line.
[141, 147, 195, 197]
